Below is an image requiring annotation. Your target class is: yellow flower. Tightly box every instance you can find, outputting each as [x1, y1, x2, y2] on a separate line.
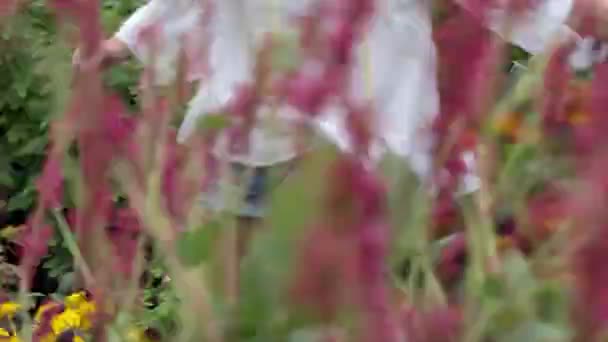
[34, 292, 98, 341]
[34, 301, 61, 323]
[64, 292, 88, 310]
[492, 112, 523, 140]
[51, 309, 82, 335]
[0, 327, 20, 342]
[0, 303, 20, 319]
[127, 328, 144, 342]
[126, 328, 160, 342]
[64, 292, 95, 331]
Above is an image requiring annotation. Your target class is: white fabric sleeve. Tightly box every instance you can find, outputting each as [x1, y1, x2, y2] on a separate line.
[114, 0, 205, 85]
[114, 2, 160, 60]
[483, 0, 579, 54]
[311, 0, 439, 182]
[176, 0, 254, 144]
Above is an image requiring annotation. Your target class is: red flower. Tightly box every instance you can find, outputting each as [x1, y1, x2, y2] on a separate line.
[575, 63, 608, 156]
[436, 233, 468, 285]
[16, 222, 54, 281]
[527, 187, 570, 242]
[0, 0, 19, 18]
[344, 103, 374, 157]
[106, 207, 141, 276]
[226, 83, 260, 155]
[431, 191, 461, 238]
[541, 44, 576, 135]
[161, 129, 207, 226]
[283, 61, 333, 115]
[402, 305, 462, 342]
[290, 225, 358, 321]
[572, 224, 608, 340]
[433, 8, 493, 129]
[36, 151, 63, 209]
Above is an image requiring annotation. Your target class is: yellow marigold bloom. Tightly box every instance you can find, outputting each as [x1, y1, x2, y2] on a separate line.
[51, 309, 82, 335]
[64, 292, 88, 310]
[0, 302, 20, 319]
[34, 292, 98, 341]
[126, 327, 161, 342]
[0, 327, 19, 342]
[34, 301, 61, 323]
[64, 292, 96, 331]
[127, 328, 144, 342]
[76, 304, 95, 331]
[492, 112, 523, 140]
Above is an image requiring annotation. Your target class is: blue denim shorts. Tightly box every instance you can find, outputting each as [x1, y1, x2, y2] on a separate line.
[200, 162, 292, 218]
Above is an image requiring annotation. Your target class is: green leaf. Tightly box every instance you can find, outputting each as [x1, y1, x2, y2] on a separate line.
[197, 114, 230, 133]
[483, 274, 506, 300]
[496, 322, 570, 342]
[0, 169, 15, 187]
[238, 146, 337, 333]
[175, 221, 221, 267]
[7, 190, 35, 211]
[14, 135, 47, 156]
[534, 282, 569, 323]
[288, 327, 326, 342]
[502, 250, 536, 292]
[270, 33, 301, 73]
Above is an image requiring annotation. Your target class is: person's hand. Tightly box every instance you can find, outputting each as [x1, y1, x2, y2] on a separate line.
[71, 45, 105, 75]
[72, 38, 129, 74]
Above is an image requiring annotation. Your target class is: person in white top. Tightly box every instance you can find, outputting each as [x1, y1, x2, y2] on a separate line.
[74, 0, 581, 295]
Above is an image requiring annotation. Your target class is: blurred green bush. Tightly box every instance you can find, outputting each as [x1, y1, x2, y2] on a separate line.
[0, 0, 143, 227]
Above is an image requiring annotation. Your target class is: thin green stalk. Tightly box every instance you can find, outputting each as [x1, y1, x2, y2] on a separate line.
[52, 208, 95, 285]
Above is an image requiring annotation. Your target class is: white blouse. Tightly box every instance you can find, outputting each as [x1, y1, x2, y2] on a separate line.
[115, 0, 576, 183]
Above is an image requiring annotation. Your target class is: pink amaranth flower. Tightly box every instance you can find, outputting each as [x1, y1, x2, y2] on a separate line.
[572, 222, 608, 340]
[16, 221, 54, 283]
[161, 128, 209, 227]
[36, 151, 64, 209]
[325, 156, 399, 342]
[574, 62, 608, 157]
[541, 43, 576, 136]
[357, 219, 400, 342]
[282, 60, 334, 116]
[226, 83, 260, 155]
[290, 225, 359, 321]
[402, 304, 462, 342]
[106, 207, 142, 276]
[344, 103, 374, 158]
[0, 0, 20, 18]
[436, 232, 468, 286]
[526, 186, 570, 242]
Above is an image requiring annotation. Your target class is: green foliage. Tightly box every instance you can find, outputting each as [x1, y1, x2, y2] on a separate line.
[0, 0, 143, 224]
[0, 2, 54, 217]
